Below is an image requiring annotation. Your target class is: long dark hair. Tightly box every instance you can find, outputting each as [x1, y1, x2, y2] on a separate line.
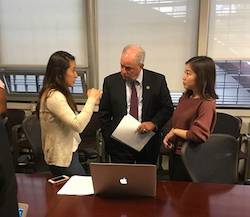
[184, 56, 218, 100]
[37, 51, 77, 117]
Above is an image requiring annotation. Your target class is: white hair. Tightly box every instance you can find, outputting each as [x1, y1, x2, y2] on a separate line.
[122, 44, 145, 65]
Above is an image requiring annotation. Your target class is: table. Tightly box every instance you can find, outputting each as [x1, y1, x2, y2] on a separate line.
[17, 173, 250, 217]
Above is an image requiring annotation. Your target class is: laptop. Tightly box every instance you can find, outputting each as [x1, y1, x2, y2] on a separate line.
[90, 163, 156, 197]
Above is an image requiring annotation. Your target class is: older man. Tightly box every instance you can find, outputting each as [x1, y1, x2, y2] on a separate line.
[99, 45, 173, 164]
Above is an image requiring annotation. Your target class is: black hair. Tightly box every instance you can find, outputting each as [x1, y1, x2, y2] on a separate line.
[37, 51, 76, 117]
[184, 56, 218, 100]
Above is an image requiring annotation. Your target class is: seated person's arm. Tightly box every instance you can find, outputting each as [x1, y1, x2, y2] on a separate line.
[0, 87, 7, 115]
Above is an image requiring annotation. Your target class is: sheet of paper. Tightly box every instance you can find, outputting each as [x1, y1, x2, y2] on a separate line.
[111, 114, 155, 151]
[57, 175, 94, 196]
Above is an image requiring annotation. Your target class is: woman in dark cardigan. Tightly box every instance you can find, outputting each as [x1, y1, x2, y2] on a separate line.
[163, 56, 218, 181]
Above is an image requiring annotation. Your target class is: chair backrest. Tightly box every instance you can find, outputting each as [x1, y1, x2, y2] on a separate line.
[6, 109, 26, 126]
[213, 112, 242, 138]
[181, 134, 239, 184]
[79, 112, 101, 158]
[5, 109, 26, 148]
[80, 112, 101, 138]
[22, 114, 48, 171]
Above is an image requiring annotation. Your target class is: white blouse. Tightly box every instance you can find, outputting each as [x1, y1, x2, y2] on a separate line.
[39, 90, 96, 167]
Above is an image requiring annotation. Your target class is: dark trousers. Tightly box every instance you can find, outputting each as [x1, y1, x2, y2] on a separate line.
[109, 135, 161, 165]
[49, 152, 85, 176]
[169, 152, 192, 181]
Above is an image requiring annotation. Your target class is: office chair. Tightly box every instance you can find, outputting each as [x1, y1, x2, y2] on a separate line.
[78, 112, 102, 173]
[181, 134, 239, 184]
[213, 112, 242, 138]
[5, 109, 33, 171]
[5, 109, 26, 151]
[22, 114, 49, 172]
[158, 120, 172, 173]
[213, 112, 249, 182]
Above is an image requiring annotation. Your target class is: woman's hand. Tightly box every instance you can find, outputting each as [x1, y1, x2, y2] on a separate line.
[87, 88, 102, 104]
[163, 128, 175, 149]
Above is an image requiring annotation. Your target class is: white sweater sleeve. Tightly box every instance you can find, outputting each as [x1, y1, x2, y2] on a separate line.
[46, 91, 96, 133]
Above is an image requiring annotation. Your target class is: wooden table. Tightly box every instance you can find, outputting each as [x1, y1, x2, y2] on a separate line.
[17, 173, 250, 217]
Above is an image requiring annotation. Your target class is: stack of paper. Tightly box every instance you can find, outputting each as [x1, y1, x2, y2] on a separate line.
[57, 176, 94, 196]
[112, 114, 155, 151]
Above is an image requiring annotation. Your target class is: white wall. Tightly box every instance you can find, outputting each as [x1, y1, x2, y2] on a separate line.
[208, 0, 250, 59]
[0, 0, 88, 66]
[97, 0, 199, 90]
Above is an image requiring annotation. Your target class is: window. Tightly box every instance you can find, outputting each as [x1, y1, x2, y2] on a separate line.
[208, 0, 250, 59]
[1, 67, 87, 103]
[0, 0, 89, 103]
[215, 60, 250, 106]
[0, 0, 88, 66]
[97, 0, 199, 92]
[208, 0, 250, 106]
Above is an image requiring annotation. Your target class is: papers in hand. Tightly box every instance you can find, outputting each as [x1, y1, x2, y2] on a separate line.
[57, 176, 94, 196]
[111, 114, 155, 152]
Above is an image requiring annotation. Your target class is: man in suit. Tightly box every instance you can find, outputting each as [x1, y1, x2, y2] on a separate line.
[99, 44, 174, 164]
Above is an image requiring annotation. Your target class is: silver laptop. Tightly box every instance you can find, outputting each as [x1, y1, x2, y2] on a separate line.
[90, 163, 156, 197]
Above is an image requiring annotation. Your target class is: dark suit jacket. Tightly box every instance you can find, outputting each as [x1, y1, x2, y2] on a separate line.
[0, 118, 18, 217]
[99, 69, 174, 152]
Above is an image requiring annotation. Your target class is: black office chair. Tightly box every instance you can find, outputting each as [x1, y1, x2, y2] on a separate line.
[5, 109, 33, 171]
[213, 112, 249, 182]
[5, 109, 26, 152]
[181, 134, 239, 184]
[213, 112, 242, 138]
[22, 114, 49, 173]
[78, 112, 102, 173]
[158, 120, 172, 174]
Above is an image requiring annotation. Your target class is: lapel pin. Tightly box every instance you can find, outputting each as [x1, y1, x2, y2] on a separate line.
[146, 85, 150, 90]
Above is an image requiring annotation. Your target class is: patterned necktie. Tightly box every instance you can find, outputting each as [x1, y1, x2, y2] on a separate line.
[129, 81, 138, 120]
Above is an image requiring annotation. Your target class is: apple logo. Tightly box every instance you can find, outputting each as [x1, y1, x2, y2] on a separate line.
[119, 177, 128, 185]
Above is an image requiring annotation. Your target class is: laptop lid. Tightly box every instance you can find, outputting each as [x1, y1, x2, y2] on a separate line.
[90, 163, 156, 197]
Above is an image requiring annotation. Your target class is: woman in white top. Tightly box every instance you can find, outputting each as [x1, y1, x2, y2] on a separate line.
[38, 51, 101, 176]
[0, 79, 7, 116]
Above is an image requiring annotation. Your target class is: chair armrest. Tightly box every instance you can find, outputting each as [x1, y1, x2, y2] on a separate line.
[11, 124, 23, 165]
